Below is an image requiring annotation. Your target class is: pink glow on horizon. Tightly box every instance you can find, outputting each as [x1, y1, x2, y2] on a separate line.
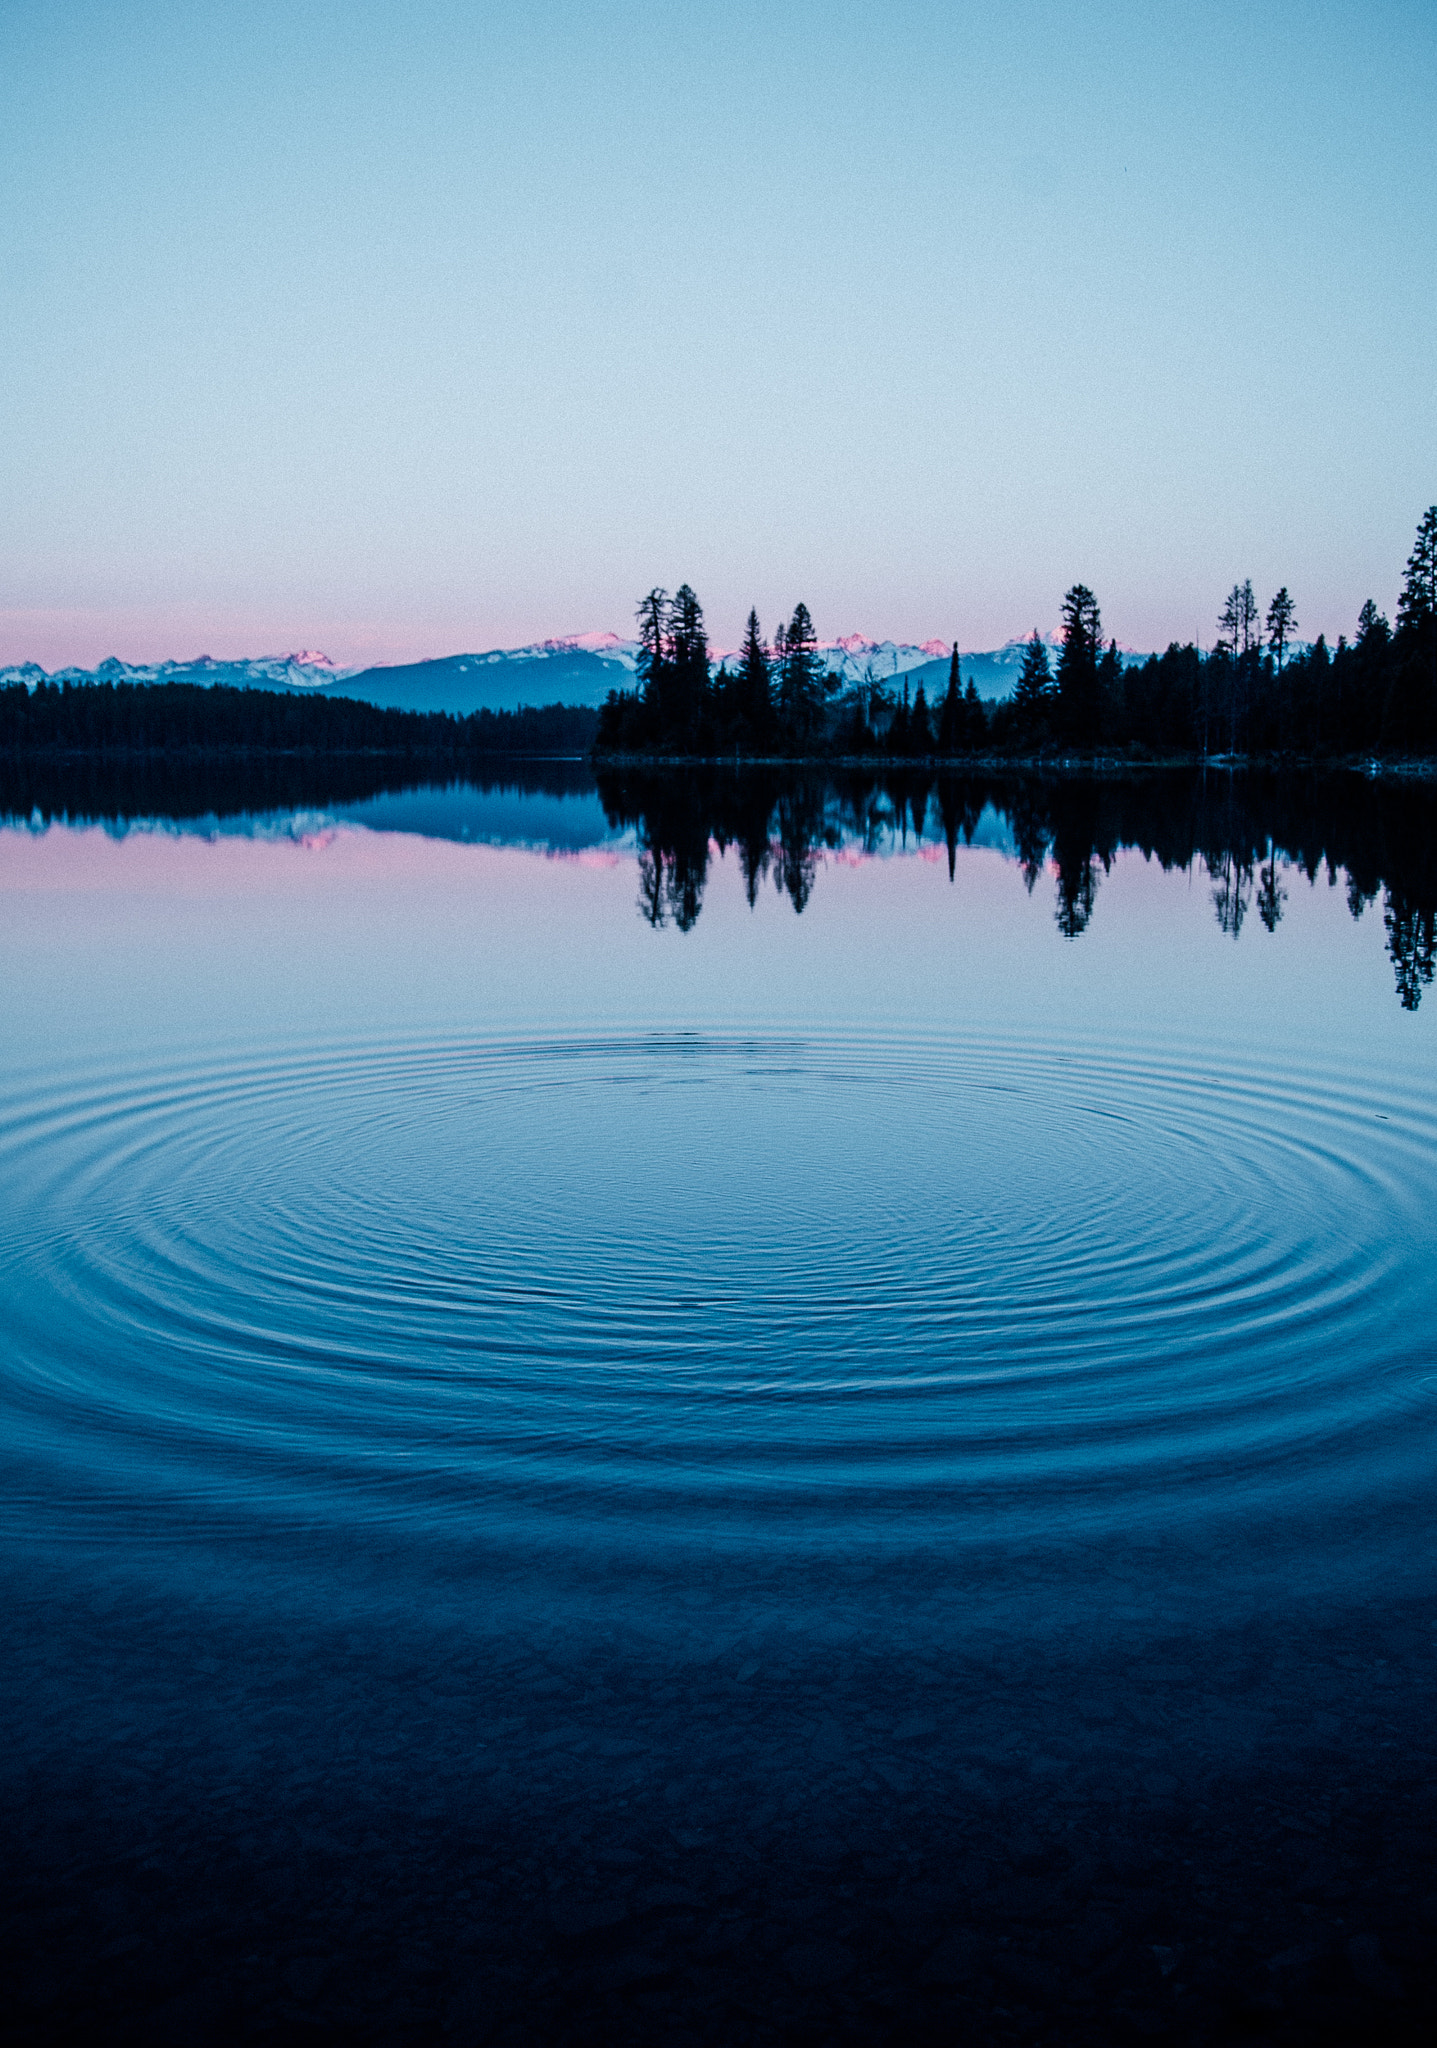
[2, 611, 1022, 678]
[0, 607, 433, 675]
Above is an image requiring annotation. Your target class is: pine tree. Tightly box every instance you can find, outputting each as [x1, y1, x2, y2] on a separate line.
[1218, 580, 1261, 662]
[1397, 506, 1437, 632]
[635, 588, 670, 733]
[1056, 586, 1102, 746]
[777, 603, 821, 742]
[1266, 587, 1298, 674]
[1356, 599, 1389, 649]
[1217, 580, 1260, 751]
[667, 584, 708, 738]
[1012, 631, 1053, 728]
[937, 644, 961, 754]
[736, 608, 772, 741]
[1388, 507, 1437, 753]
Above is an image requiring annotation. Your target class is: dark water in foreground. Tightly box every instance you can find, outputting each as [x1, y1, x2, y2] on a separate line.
[2, 767, 1436, 2045]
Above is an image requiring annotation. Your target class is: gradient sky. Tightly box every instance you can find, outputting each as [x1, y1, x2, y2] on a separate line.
[2, 0, 1434, 669]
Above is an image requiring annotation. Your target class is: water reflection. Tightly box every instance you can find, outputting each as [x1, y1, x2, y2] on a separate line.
[600, 765, 1437, 1007]
[5, 757, 1435, 1008]
[4, 756, 1437, 2043]
[1, 752, 600, 841]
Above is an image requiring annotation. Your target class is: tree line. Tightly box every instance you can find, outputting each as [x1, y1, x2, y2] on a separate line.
[596, 508, 1437, 761]
[596, 589, 844, 754]
[0, 680, 600, 758]
[595, 762, 1436, 1009]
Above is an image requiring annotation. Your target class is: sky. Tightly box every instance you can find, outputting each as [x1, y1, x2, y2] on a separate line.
[1, 0, 1434, 670]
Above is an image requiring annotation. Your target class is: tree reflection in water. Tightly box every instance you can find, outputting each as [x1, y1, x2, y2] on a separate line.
[596, 764, 1437, 1008]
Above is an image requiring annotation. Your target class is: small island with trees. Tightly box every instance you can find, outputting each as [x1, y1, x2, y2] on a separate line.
[596, 507, 1437, 764]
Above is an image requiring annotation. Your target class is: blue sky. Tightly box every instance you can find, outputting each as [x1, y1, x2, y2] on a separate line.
[1, 0, 1433, 667]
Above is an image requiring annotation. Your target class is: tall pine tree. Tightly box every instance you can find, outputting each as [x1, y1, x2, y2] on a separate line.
[1386, 506, 1437, 753]
[667, 585, 709, 738]
[635, 588, 670, 736]
[735, 609, 773, 740]
[777, 603, 822, 742]
[1056, 587, 1102, 747]
[937, 644, 961, 753]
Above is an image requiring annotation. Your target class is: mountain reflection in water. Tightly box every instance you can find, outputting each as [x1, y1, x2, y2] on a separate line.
[7, 759, 1434, 1007]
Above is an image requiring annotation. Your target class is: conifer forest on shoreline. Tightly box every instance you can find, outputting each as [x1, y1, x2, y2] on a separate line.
[2, 508, 1434, 769]
[597, 507, 1437, 765]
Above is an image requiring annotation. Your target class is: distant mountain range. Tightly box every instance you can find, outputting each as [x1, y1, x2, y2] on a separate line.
[0, 649, 355, 694]
[0, 632, 1092, 714]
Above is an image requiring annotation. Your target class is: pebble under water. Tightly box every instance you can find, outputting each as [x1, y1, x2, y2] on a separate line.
[2, 774, 1435, 2045]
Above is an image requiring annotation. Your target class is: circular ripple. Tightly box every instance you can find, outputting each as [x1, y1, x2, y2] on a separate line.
[2, 1030, 1436, 1568]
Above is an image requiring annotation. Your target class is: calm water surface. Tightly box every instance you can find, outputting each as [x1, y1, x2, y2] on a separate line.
[2, 770, 1435, 2044]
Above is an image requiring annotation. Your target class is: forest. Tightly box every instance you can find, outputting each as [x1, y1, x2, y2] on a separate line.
[596, 508, 1437, 761]
[0, 681, 599, 759]
[3, 509, 1432, 767]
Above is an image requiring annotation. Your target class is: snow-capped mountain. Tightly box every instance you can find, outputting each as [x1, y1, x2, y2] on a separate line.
[0, 632, 1083, 714]
[0, 651, 358, 692]
[324, 635, 1028, 713]
[805, 635, 952, 686]
[328, 640, 640, 716]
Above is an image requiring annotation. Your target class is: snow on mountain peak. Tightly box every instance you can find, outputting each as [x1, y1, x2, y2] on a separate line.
[0, 650, 358, 692]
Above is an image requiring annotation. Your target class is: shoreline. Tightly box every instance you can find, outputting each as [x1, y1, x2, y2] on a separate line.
[5, 743, 1436, 781]
[592, 749, 1437, 778]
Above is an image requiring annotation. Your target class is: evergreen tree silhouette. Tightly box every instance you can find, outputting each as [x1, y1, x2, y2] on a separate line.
[736, 609, 773, 741]
[1397, 506, 1437, 632]
[1012, 632, 1052, 734]
[1357, 599, 1389, 648]
[668, 585, 709, 739]
[1266, 588, 1298, 675]
[1056, 587, 1102, 746]
[1217, 580, 1260, 752]
[1392, 506, 1437, 753]
[937, 645, 961, 753]
[635, 589, 670, 737]
[777, 604, 822, 742]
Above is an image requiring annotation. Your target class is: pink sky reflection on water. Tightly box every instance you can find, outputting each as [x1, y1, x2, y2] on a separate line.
[0, 819, 1417, 1101]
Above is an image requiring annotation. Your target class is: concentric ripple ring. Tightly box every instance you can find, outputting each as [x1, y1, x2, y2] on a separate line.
[2, 1029, 1435, 1596]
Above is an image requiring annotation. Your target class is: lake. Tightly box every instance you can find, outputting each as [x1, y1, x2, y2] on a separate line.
[2, 764, 1435, 2043]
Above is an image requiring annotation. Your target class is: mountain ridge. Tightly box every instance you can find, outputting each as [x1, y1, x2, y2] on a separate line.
[1, 632, 1131, 714]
